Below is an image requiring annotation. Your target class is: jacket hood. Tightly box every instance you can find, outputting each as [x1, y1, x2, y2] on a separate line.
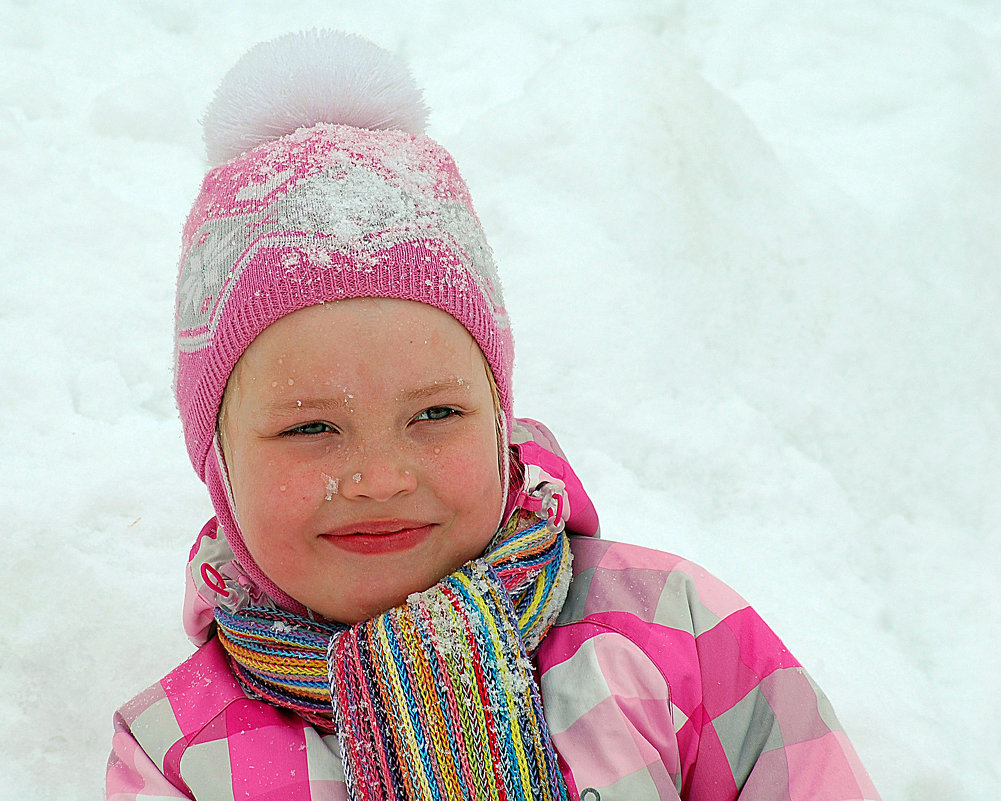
[182, 417, 599, 646]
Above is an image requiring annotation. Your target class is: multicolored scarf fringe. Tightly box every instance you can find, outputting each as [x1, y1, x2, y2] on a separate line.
[215, 509, 572, 800]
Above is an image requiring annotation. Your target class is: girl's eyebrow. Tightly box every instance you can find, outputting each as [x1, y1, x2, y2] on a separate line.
[262, 397, 345, 416]
[261, 378, 470, 414]
[398, 377, 470, 402]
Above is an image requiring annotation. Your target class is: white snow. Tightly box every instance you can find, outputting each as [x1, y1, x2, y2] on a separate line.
[2, 2, 999, 798]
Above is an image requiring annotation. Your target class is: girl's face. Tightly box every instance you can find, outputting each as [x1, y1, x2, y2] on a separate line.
[219, 298, 504, 624]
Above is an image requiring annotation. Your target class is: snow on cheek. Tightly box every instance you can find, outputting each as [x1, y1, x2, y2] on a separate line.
[321, 472, 340, 500]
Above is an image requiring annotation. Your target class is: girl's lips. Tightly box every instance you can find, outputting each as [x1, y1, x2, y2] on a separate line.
[320, 523, 435, 554]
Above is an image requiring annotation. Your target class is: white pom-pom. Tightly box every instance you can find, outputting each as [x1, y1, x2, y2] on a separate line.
[203, 29, 429, 166]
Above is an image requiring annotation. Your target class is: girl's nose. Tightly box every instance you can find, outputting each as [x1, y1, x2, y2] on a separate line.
[338, 445, 418, 502]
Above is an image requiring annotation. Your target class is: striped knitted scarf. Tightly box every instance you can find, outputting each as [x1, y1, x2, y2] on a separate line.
[215, 509, 572, 801]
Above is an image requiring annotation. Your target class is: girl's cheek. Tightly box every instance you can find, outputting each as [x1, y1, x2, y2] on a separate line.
[255, 457, 323, 507]
[427, 434, 500, 490]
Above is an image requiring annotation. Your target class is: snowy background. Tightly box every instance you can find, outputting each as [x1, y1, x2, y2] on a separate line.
[2, 1, 999, 798]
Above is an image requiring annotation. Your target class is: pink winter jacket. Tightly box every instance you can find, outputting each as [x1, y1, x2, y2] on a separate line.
[107, 421, 880, 800]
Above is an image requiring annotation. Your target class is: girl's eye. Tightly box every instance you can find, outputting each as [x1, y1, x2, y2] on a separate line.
[413, 406, 459, 423]
[281, 421, 335, 436]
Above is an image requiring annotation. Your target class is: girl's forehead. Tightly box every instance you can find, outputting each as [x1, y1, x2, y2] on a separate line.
[231, 298, 489, 392]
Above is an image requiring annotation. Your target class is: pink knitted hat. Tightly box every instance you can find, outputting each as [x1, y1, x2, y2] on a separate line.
[173, 31, 513, 612]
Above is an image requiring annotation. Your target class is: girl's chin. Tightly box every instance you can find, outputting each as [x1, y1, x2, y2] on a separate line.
[311, 583, 438, 625]
[297, 550, 478, 623]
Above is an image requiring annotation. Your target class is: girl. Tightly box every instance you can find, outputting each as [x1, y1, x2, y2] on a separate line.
[107, 30, 880, 801]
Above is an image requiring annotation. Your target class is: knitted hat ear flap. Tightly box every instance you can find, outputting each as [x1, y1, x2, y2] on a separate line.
[204, 435, 309, 615]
